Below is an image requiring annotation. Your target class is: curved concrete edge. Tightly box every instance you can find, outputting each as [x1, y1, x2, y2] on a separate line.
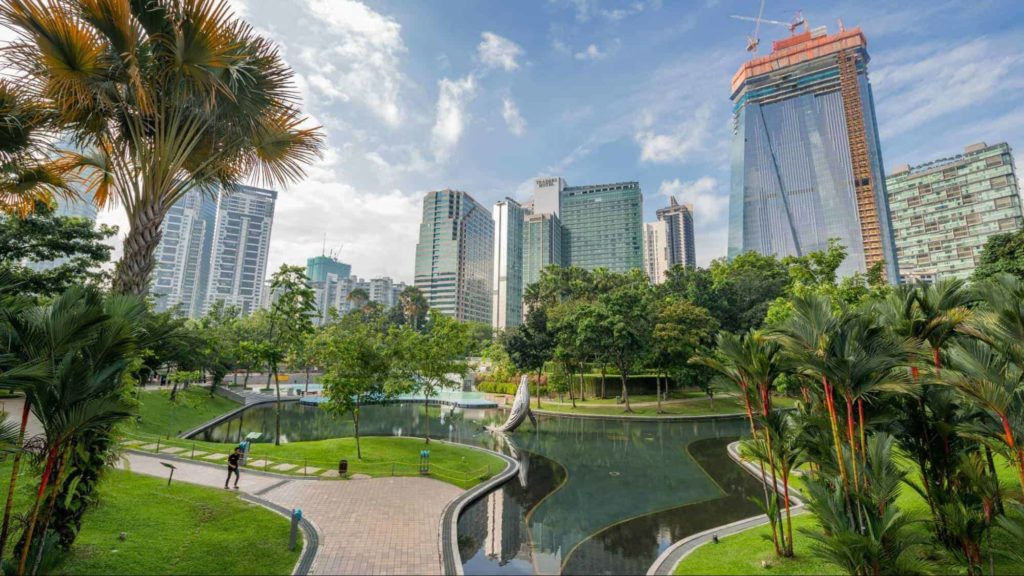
[180, 397, 298, 439]
[438, 444, 519, 576]
[239, 493, 320, 575]
[646, 441, 806, 576]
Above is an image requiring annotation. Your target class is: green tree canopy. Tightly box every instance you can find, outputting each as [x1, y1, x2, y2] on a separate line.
[974, 229, 1024, 281]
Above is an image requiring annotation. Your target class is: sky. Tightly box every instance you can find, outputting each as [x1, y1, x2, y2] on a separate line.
[93, 0, 1024, 283]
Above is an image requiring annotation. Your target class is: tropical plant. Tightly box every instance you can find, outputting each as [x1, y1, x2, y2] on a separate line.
[264, 265, 316, 445]
[0, 0, 323, 295]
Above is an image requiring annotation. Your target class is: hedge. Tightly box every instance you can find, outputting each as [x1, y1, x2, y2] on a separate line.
[476, 373, 673, 397]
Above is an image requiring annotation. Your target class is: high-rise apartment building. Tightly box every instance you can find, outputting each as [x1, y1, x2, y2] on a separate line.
[414, 189, 494, 324]
[728, 26, 899, 281]
[203, 185, 277, 316]
[560, 181, 643, 272]
[522, 212, 563, 287]
[642, 220, 669, 283]
[886, 142, 1023, 282]
[656, 197, 696, 269]
[151, 187, 218, 316]
[492, 198, 527, 329]
[306, 255, 351, 283]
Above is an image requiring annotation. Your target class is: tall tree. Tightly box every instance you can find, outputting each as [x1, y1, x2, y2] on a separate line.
[265, 265, 316, 445]
[0, 0, 324, 295]
[651, 297, 718, 412]
[598, 275, 653, 412]
[973, 230, 1024, 281]
[395, 313, 469, 443]
[503, 308, 553, 409]
[398, 286, 428, 331]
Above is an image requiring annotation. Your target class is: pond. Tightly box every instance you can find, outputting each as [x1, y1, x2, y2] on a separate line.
[196, 402, 762, 575]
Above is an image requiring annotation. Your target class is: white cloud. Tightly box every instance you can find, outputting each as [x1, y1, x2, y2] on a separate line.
[658, 177, 727, 221]
[300, 0, 406, 127]
[502, 97, 526, 136]
[635, 104, 712, 164]
[431, 75, 477, 162]
[574, 41, 619, 61]
[872, 36, 1024, 139]
[477, 32, 524, 71]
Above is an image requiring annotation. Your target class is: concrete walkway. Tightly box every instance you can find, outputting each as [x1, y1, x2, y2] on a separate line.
[120, 452, 462, 575]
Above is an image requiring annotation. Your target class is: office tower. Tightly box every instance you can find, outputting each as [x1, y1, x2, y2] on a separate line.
[886, 142, 1023, 282]
[560, 181, 643, 272]
[151, 187, 218, 316]
[643, 220, 669, 283]
[414, 189, 494, 324]
[204, 185, 277, 316]
[522, 213, 563, 287]
[306, 255, 351, 283]
[492, 198, 527, 329]
[657, 197, 696, 269]
[728, 26, 899, 281]
[534, 177, 565, 216]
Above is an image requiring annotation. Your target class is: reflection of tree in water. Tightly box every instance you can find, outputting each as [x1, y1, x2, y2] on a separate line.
[560, 437, 763, 575]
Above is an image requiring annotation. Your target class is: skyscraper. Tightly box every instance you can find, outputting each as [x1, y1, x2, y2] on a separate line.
[642, 220, 669, 283]
[560, 181, 643, 272]
[656, 197, 696, 269]
[522, 212, 563, 287]
[414, 189, 494, 324]
[204, 185, 277, 316]
[151, 187, 218, 317]
[728, 26, 899, 281]
[306, 255, 351, 283]
[492, 198, 526, 329]
[886, 142, 1023, 282]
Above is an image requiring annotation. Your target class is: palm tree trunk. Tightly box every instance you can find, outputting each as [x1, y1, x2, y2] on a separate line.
[984, 445, 1003, 514]
[0, 400, 30, 557]
[822, 377, 849, 491]
[33, 447, 71, 576]
[18, 444, 58, 576]
[112, 197, 166, 295]
[782, 466, 794, 557]
[845, 395, 860, 490]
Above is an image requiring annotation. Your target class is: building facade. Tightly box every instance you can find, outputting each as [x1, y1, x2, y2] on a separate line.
[306, 255, 351, 283]
[656, 197, 696, 269]
[886, 142, 1023, 282]
[151, 187, 219, 317]
[203, 185, 277, 316]
[560, 181, 643, 273]
[522, 212, 564, 288]
[492, 198, 526, 329]
[414, 189, 494, 324]
[728, 26, 899, 281]
[642, 220, 670, 283]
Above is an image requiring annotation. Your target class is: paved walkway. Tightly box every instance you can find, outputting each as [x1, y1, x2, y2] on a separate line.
[120, 452, 462, 575]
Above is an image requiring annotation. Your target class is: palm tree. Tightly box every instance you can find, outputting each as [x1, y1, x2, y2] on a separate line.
[740, 410, 804, 556]
[398, 286, 428, 331]
[2, 287, 139, 571]
[1, 0, 324, 295]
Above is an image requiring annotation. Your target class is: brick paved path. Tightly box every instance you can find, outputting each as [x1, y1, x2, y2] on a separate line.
[120, 453, 462, 575]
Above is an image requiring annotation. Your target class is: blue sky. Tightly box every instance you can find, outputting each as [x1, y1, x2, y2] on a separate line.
[97, 0, 1024, 283]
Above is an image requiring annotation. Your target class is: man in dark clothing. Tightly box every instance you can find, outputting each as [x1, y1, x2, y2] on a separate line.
[226, 447, 241, 489]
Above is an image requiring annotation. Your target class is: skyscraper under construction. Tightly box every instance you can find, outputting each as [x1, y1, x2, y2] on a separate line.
[728, 25, 899, 281]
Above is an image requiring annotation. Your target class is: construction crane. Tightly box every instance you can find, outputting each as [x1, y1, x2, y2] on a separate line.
[731, 6, 808, 54]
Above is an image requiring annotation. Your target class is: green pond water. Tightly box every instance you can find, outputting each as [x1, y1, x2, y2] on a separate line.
[196, 402, 762, 575]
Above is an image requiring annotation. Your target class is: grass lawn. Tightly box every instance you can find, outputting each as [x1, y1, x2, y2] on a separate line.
[135, 388, 240, 437]
[534, 394, 798, 417]
[676, 453, 1024, 575]
[0, 457, 297, 575]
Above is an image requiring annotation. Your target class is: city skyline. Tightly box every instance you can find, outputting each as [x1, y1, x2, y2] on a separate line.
[85, 0, 1023, 285]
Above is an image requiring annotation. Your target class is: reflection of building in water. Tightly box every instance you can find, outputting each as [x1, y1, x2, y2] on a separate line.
[483, 488, 526, 566]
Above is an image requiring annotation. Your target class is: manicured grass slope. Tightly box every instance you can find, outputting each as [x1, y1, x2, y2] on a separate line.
[59, 470, 299, 575]
[135, 387, 240, 436]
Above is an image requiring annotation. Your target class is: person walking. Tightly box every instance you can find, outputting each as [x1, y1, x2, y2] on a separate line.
[225, 446, 242, 489]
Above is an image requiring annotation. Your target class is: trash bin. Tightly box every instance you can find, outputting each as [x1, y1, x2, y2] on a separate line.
[338, 459, 348, 475]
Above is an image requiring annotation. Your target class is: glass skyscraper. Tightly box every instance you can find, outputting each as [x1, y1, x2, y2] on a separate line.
[414, 189, 494, 324]
[151, 187, 219, 317]
[560, 181, 643, 273]
[492, 198, 526, 329]
[203, 185, 277, 316]
[729, 26, 899, 281]
[522, 212, 563, 288]
[886, 142, 1023, 282]
[306, 255, 351, 283]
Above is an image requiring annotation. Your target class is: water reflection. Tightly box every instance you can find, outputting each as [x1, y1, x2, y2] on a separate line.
[198, 403, 756, 575]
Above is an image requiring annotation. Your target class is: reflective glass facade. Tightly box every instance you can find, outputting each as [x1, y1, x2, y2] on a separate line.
[152, 187, 218, 317]
[729, 28, 899, 280]
[492, 199, 526, 329]
[886, 142, 1023, 281]
[414, 190, 494, 324]
[523, 213, 563, 287]
[306, 255, 351, 283]
[560, 181, 643, 273]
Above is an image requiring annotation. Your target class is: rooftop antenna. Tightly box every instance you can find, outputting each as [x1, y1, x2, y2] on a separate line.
[321, 232, 327, 256]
